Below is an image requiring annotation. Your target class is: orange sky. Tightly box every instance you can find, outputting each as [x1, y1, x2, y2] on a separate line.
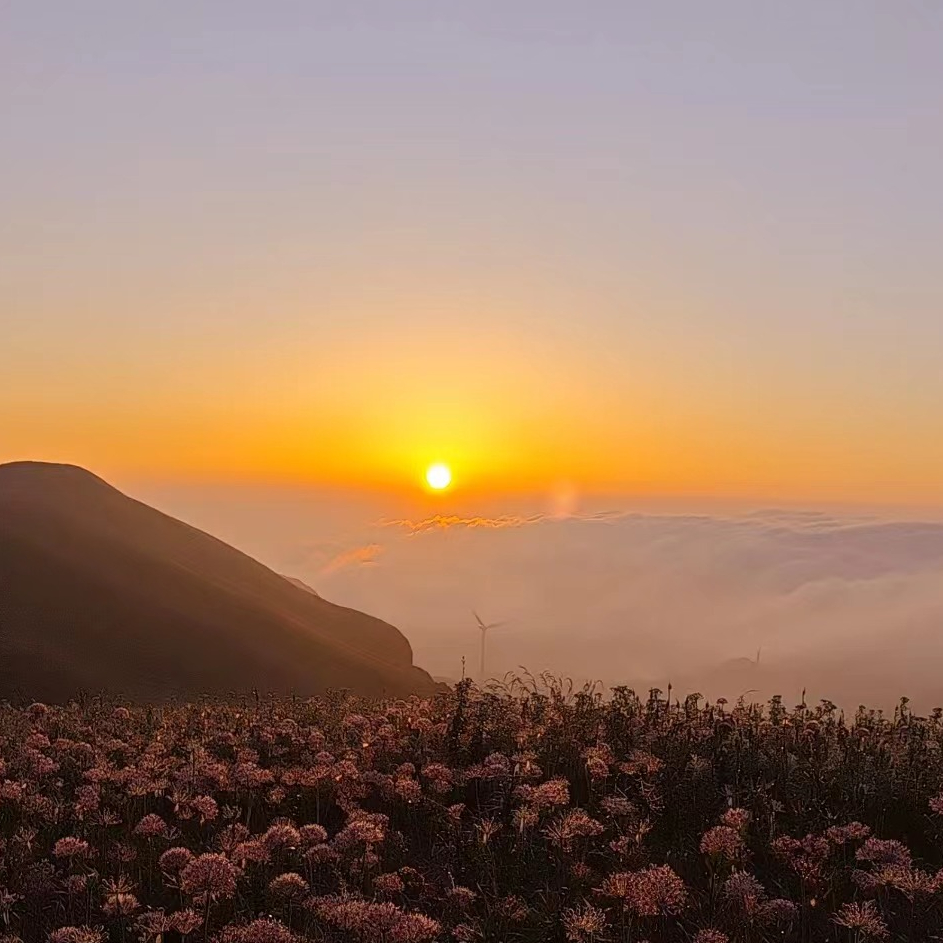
[3, 5, 943, 508]
[5, 278, 942, 506]
[4, 318, 942, 508]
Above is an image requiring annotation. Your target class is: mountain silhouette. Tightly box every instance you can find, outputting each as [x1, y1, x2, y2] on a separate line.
[0, 462, 437, 701]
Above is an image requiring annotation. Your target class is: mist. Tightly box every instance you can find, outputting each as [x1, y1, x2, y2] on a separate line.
[137, 481, 943, 712]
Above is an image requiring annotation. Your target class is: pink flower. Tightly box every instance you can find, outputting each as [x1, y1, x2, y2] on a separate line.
[700, 826, 745, 862]
[394, 778, 423, 804]
[856, 838, 912, 869]
[390, 912, 440, 943]
[133, 911, 169, 941]
[618, 751, 663, 776]
[720, 808, 751, 832]
[217, 918, 300, 943]
[134, 814, 169, 839]
[826, 822, 872, 845]
[64, 875, 88, 896]
[496, 896, 529, 922]
[47, 929, 106, 943]
[759, 898, 797, 924]
[312, 897, 402, 935]
[169, 910, 203, 935]
[544, 810, 604, 851]
[159, 847, 194, 875]
[179, 853, 239, 902]
[190, 795, 218, 823]
[600, 796, 635, 818]
[374, 872, 405, 897]
[102, 877, 139, 917]
[531, 779, 572, 810]
[722, 870, 766, 913]
[299, 824, 328, 848]
[771, 834, 830, 886]
[599, 865, 687, 917]
[53, 837, 90, 860]
[562, 902, 608, 943]
[582, 745, 614, 780]
[420, 763, 455, 795]
[693, 932, 729, 943]
[73, 786, 100, 819]
[267, 872, 309, 902]
[333, 814, 387, 852]
[233, 839, 271, 867]
[833, 901, 889, 939]
[261, 823, 301, 855]
[445, 886, 477, 910]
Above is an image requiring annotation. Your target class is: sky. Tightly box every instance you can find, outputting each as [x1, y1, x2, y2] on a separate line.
[3, 2, 943, 505]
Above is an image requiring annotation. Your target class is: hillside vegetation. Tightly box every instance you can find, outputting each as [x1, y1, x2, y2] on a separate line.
[1, 682, 942, 942]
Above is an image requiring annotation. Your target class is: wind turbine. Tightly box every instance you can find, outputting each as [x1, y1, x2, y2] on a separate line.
[473, 610, 506, 683]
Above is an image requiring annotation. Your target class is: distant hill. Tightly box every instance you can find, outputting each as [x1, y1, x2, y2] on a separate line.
[0, 462, 438, 702]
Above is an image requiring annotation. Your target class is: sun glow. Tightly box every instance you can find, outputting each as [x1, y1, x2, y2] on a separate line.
[425, 463, 452, 490]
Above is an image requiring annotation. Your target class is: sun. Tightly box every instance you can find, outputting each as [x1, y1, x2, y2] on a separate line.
[425, 463, 452, 490]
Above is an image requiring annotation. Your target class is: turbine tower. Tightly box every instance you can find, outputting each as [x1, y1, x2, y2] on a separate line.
[473, 610, 505, 683]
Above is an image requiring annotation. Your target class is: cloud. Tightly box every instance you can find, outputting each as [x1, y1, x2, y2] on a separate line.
[381, 514, 545, 534]
[147, 484, 943, 710]
[319, 543, 384, 575]
[323, 510, 943, 709]
[380, 509, 629, 534]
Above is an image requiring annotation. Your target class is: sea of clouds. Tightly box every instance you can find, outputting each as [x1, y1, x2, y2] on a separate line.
[141, 483, 943, 711]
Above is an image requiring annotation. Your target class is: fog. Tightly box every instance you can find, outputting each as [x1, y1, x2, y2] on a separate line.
[137, 483, 943, 711]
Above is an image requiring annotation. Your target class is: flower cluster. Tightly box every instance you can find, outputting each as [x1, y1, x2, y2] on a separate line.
[0, 683, 938, 941]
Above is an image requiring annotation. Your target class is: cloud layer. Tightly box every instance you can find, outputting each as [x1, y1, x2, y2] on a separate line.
[138, 483, 943, 710]
[320, 510, 943, 709]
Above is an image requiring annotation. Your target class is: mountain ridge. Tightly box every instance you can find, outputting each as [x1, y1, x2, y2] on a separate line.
[0, 461, 437, 701]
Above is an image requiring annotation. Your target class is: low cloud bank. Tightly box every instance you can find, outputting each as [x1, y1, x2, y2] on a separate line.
[138, 484, 943, 710]
[320, 510, 943, 710]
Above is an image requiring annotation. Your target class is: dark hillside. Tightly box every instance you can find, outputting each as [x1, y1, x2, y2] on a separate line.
[0, 462, 436, 701]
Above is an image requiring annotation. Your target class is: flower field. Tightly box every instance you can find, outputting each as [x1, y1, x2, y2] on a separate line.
[2, 679, 943, 942]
